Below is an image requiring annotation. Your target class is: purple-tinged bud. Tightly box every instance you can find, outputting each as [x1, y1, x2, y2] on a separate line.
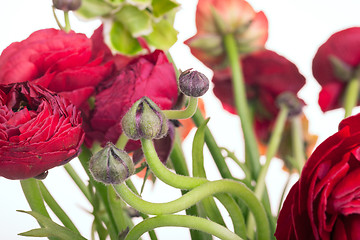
[121, 97, 168, 140]
[89, 143, 134, 185]
[178, 69, 209, 97]
[53, 0, 82, 11]
[276, 92, 304, 117]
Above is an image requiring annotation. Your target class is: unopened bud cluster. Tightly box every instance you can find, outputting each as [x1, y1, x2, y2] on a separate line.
[178, 69, 209, 97]
[89, 143, 134, 185]
[121, 97, 168, 140]
[53, 0, 82, 11]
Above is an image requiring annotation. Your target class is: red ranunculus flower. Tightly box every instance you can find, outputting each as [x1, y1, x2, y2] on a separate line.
[0, 82, 84, 180]
[212, 50, 306, 142]
[85, 50, 178, 161]
[312, 27, 360, 112]
[0, 28, 113, 107]
[276, 113, 360, 240]
[185, 0, 268, 69]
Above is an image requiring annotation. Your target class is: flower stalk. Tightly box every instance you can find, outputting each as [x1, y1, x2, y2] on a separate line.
[344, 77, 360, 117]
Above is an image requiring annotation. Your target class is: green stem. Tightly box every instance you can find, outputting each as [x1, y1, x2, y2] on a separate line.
[247, 105, 288, 238]
[170, 135, 211, 240]
[344, 77, 360, 118]
[114, 179, 269, 240]
[163, 97, 198, 119]
[223, 33, 260, 178]
[277, 173, 292, 217]
[52, 6, 64, 30]
[192, 109, 234, 179]
[38, 181, 80, 234]
[291, 116, 305, 172]
[125, 215, 242, 240]
[64, 11, 71, 32]
[20, 179, 50, 218]
[64, 163, 92, 202]
[116, 133, 129, 150]
[139, 138, 269, 239]
[254, 105, 289, 199]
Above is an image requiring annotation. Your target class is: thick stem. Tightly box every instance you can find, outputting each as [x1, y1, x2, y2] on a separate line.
[344, 78, 360, 118]
[163, 97, 198, 119]
[116, 133, 129, 150]
[125, 215, 243, 240]
[64, 11, 71, 32]
[114, 179, 269, 240]
[291, 116, 305, 172]
[223, 33, 260, 178]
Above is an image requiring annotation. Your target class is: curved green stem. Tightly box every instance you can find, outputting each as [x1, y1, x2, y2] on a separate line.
[141, 138, 207, 189]
[52, 6, 64, 30]
[163, 97, 198, 119]
[64, 11, 71, 32]
[125, 215, 242, 240]
[114, 179, 269, 240]
[291, 116, 305, 172]
[223, 33, 260, 178]
[38, 181, 80, 234]
[64, 163, 92, 202]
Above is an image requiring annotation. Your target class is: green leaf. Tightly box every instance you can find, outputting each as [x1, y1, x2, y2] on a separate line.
[76, 0, 115, 19]
[143, 19, 178, 50]
[115, 5, 152, 37]
[110, 21, 142, 55]
[18, 211, 87, 240]
[127, 0, 151, 9]
[152, 0, 179, 17]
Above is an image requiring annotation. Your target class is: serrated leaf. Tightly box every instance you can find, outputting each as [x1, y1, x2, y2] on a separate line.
[18, 210, 86, 240]
[76, 0, 115, 19]
[115, 5, 152, 37]
[143, 19, 178, 50]
[110, 21, 142, 55]
[152, 0, 179, 17]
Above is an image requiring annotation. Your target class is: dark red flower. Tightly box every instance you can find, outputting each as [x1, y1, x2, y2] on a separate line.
[0, 82, 84, 180]
[312, 27, 360, 112]
[212, 50, 306, 142]
[276, 113, 360, 240]
[85, 50, 178, 155]
[185, 0, 268, 69]
[0, 28, 113, 107]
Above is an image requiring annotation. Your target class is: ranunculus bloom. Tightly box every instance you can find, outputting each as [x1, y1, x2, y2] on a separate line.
[185, 0, 268, 69]
[0, 28, 113, 107]
[312, 27, 360, 112]
[276, 113, 360, 240]
[212, 50, 306, 142]
[85, 50, 178, 155]
[0, 82, 84, 180]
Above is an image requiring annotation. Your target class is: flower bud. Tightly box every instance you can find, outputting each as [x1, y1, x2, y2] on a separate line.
[121, 97, 168, 140]
[276, 92, 304, 117]
[178, 69, 209, 97]
[53, 0, 82, 11]
[89, 143, 134, 185]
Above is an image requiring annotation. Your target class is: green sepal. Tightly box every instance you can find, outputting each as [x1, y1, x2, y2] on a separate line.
[115, 5, 152, 37]
[143, 19, 178, 50]
[110, 21, 142, 55]
[152, 0, 179, 17]
[18, 210, 87, 240]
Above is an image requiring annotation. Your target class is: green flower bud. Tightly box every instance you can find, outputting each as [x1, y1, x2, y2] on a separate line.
[276, 92, 303, 117]
[53, 0, 82, 11]
[89, 143, 134, 185]
[121, 97, 168, 140]
[178, 69, 209, 97]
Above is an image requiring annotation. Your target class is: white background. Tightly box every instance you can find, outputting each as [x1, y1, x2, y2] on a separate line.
[1, 0, 360, 239]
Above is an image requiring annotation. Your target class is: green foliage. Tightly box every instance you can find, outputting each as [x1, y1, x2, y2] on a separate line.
[18, 211, 87, 240]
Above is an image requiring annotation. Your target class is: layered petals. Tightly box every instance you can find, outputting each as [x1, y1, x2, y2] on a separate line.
[276, 113, 360, 239]
[0, 82, 84, 180]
